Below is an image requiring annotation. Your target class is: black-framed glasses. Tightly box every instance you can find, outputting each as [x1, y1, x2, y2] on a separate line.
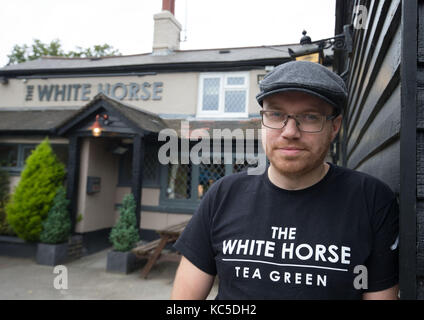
[260, 110, 336, 133]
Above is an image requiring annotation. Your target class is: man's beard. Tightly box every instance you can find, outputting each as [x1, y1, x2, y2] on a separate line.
[265, 136, 332, 179]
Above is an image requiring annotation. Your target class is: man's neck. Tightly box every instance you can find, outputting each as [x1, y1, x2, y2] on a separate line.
[268, 162, 330, 191]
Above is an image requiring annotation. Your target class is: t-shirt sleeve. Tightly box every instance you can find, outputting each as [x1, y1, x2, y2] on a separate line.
[364, 196, 399, 293]
[173, 185, 218, 276]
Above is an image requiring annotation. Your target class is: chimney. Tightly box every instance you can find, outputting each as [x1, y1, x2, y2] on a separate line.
[162, 0, 175, 15]
[152, 0, 182, 55]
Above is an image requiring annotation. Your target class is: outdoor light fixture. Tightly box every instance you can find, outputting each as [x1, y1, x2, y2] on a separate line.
[288, 25, 353, 64]
[89, 114, 109, 137]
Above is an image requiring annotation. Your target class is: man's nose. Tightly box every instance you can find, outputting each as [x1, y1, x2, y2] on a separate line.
[280, 117, 301, 138]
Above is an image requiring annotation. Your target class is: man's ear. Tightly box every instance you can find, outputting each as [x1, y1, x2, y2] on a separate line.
[331, 115, 343, 141]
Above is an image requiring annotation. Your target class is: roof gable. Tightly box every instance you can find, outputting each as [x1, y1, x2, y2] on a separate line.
[56, 93, 167, 136]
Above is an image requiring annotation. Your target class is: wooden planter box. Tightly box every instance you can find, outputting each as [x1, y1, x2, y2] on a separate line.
[36, 242, 69, 266]
[106, 250, 143, 274]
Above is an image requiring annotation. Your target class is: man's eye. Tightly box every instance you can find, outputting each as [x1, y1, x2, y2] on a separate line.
[266, 111, 283, 119]
[303, 114, 320, 121]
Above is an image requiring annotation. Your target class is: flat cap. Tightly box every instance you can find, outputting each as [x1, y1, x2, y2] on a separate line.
[256, 61, 348, 110]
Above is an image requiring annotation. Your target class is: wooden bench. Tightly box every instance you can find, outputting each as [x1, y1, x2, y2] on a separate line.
[132, 220, 189, 278]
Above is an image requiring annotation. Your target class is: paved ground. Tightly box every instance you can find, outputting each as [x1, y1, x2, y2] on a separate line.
[0, 248, 218, 300]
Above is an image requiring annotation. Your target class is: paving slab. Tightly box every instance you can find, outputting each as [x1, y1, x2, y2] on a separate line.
[0, 248, 218, 300]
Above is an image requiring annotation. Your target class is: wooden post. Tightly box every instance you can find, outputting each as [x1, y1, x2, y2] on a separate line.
[131, 134, 144, 232]
[66, 135, 81, 234]
[400, 0, 417, 300]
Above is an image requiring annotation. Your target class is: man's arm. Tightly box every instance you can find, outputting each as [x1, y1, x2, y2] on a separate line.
[171, 256, 215, 300]
[362, 284, 399, 300]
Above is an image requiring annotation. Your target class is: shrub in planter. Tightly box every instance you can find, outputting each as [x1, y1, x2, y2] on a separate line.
[107, 193, 140, 273]
[39, 186, 71, 244]
[5, 138, 65, 242]
[109, 193, 140, 252]
[37, 186, 71, 266]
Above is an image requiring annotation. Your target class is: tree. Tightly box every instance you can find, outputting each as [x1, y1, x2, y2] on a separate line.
[7, 39, 121, 65]
[67, 44, 120, 59]
[109, 194, 140, 252]
[39, 186, 71, 244]
[5, 138, 66, 242]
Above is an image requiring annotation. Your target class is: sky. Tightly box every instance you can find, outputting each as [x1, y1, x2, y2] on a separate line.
[0, 0, 336, 67]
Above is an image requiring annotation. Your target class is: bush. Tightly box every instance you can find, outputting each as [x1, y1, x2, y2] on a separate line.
[109, 193, 140, 252]
[5, 138, 66, 242]
[39, 186, 71, 244]
[0, 168, 15, 236]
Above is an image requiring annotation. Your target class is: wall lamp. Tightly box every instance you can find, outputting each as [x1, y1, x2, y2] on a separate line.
[89, 114, 111, 137]
[288, 25, 353, 63]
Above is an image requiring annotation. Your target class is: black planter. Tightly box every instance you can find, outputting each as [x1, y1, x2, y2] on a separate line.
[36, 242, 69, 266]
[0, 236, 37, 259]
[106, 250, 143, 274]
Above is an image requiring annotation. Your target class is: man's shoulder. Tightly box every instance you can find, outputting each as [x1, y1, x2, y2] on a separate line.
[331, 163, 396, 201]
[332, 163, 390, 186]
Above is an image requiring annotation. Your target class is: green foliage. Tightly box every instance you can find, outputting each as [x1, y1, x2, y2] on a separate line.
[109, 194, 140, 252]
[0, 168, 15, 236]
[7, 39, 121, 65]
[7, 44, 28, 65]
[67, 44, 121, 59]
[39, 186, 71, 244]
[5, 138, 66, 242]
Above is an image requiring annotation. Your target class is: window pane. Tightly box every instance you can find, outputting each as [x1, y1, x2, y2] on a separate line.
[166, 164, 191, 199]
[225, 90, 246, 113]
[22, 146, 36, 166]
[0, 145, 18, 167]
[143, 144, 158, 184]
[51, 144, 69, 166]
[198, 162, 226, 199]
[227, 77, 245, 85]
[202, 78, 220, 111]
[233, 159, 259, 173]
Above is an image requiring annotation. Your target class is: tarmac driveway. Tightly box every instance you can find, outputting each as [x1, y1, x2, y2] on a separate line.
[0, 248, 218, 300]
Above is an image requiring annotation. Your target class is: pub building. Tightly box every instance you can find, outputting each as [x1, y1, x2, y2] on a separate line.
[0, 0, 334, 254]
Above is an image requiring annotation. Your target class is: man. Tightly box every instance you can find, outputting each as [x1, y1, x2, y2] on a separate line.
[171, 61, 399, 300]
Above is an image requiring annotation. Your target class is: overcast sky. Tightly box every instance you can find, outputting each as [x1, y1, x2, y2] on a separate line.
[0, 0, 336, 67]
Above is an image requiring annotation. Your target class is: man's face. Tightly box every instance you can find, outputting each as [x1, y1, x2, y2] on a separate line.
[261, 91, 342, 177]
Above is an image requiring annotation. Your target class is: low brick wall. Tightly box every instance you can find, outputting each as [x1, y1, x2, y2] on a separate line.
[67, 235, 84, 260]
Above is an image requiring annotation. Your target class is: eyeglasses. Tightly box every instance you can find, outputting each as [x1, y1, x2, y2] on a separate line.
[260, 110, 336, 133]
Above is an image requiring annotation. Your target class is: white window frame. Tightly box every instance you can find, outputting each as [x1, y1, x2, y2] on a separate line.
[197, 72, 249, 118]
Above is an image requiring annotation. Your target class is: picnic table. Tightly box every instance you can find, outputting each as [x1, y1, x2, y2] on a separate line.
[131, 220, 189, 278]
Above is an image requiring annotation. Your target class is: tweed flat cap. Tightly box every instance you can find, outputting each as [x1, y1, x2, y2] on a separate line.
[256, 61, 348, 110]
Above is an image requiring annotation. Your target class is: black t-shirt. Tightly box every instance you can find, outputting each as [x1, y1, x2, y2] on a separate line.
[174, 162, 399, 300]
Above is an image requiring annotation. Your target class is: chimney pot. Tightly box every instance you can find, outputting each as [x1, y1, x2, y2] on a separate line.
[162, 0, 175, 15]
